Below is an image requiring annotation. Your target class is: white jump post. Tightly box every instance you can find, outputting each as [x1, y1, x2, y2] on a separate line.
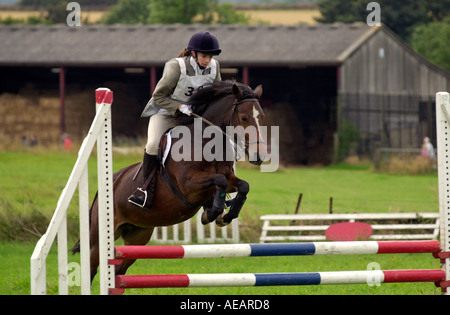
[95, 89, 116, 295]
[436, 91, 450, 295]
[30, 88, 115, 295]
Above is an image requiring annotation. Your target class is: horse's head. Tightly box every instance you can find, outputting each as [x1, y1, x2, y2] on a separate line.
[230, 83, 269, 166]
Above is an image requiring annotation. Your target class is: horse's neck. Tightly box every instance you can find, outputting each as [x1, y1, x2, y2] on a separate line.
[201, 96, 234, 129]
[190, 96, 237, 163]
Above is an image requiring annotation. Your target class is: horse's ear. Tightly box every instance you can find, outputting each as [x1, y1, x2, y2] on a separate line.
[254, 85, 263, 98]
[232, 84, 241, 99]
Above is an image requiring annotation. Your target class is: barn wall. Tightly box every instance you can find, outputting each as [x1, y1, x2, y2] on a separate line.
[340, 28, 449, 96]
[338, 27, 450, 156]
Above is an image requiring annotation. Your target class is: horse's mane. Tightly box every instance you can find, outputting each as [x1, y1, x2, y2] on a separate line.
[170, 80, 258, 126]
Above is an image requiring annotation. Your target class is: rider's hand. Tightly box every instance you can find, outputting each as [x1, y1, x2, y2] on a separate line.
[178, 104, 192, 116]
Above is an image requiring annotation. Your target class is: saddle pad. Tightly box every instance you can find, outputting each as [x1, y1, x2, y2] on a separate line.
[161, 129, 173, 167]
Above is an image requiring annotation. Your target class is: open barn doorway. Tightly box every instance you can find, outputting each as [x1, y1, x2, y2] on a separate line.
[247, 66, 338, 165]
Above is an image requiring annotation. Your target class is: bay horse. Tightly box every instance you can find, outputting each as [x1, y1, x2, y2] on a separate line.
[71, 81, 268, 281]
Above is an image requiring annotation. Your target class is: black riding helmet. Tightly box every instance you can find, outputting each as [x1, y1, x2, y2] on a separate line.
[187, 31, 221, 56]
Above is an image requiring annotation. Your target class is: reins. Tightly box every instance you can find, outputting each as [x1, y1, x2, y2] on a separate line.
[190, 97, 265, 154]
[190, 97, 258, 129]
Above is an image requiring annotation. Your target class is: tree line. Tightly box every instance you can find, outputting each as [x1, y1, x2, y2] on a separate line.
[101, 0, 250, 24]
[2, 0, 251, 25]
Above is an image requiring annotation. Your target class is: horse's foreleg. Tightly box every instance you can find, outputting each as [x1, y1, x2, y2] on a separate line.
[198, 174, 228, 225]
[216, 176, 249, 227]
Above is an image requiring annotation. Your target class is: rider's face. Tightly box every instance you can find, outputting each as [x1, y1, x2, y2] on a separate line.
[192, 51, 212, 68]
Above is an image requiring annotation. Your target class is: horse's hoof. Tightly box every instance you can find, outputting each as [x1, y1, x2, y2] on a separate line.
[215, 213, 229, 227]
[201, 211, 211, 225]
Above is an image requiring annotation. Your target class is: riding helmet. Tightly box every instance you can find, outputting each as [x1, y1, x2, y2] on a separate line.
[187, 31, 221, 56]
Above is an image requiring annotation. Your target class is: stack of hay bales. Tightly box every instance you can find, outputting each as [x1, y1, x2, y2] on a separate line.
[264, 102, 304, 165]
[0, 87, 96, 148]
[264, 102, 334, 166]
[0, 82, 147, 149]
[0, 90, 60, 147]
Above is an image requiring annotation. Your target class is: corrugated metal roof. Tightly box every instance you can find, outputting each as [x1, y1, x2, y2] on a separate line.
[0, 22, 373, 67]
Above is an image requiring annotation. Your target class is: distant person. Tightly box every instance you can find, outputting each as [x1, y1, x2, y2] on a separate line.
[421, 137, 435, 160]
[23, 134, 37, 147]
[29, 134, 38, 147]
[61, 133, 72, 150]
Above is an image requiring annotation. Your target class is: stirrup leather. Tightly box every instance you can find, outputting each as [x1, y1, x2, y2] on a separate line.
[128, 187, 148, 208]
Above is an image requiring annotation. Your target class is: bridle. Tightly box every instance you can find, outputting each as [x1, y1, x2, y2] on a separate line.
[230, 98, 266, 147]
[190, 97, 266, 156]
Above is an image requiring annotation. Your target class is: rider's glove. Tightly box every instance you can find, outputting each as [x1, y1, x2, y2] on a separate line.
[179, 104, 192, 116]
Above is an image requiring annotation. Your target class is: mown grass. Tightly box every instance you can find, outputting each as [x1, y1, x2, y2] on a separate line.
[0, 150, 442, 295]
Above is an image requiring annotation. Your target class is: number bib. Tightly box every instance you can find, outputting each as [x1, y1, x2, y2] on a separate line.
[171, 57, 217, 103]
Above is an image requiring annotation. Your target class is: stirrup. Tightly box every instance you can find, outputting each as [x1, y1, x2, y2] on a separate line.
[128, 188, 148, 208]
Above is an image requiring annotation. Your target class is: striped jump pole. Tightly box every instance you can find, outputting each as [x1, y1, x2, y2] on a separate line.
[115, 269, 446, 289]
[114, 240, 441, 260]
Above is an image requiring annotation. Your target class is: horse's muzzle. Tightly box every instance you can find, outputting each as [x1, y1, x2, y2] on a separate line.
[248, 141, 269, 166]
[250, 154, 263, 165]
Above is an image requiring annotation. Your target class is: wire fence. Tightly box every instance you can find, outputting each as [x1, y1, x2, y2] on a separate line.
[340, 93, 436, 157]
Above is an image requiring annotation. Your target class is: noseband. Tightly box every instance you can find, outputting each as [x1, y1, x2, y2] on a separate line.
[230, 97, 266, 147]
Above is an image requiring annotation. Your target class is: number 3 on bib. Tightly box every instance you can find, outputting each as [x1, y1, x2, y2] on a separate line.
[184, 86, 203, 97]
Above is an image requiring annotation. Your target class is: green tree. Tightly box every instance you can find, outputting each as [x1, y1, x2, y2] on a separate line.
[316, 0, 450, 41]
[147, 0, 214, 24]
[102, 0, 150, 24]
[101, 0, 250, 25]
[215, 3, 249, 24]
[334, 120, 359, 163]
[46, 2, 70, 24]
[315, 0, 358, 24]
[411, 17, 450, 72]
[20, 0, 118, 6]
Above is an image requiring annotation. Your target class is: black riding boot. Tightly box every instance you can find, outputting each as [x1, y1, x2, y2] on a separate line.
[128, 153, 157, 210]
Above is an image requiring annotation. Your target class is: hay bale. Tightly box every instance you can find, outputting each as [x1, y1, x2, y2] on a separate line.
[264, 102, 304, 165]
[0, 91, 60, 147]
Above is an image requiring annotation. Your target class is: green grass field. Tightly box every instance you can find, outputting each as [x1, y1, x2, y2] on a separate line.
[0, 150, 443, 295]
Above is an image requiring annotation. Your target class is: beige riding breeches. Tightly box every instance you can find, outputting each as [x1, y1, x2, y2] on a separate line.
[145, 114, 174, 155]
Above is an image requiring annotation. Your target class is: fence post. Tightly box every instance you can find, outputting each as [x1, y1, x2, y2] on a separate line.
[95, 88, 115, 295]
[436, 91, 450, 295]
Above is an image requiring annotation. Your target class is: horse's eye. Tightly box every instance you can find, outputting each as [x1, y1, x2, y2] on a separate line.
[240, 115, 248, 122]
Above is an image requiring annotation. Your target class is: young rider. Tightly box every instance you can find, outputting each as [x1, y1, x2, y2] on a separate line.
[128, 31, 222, 210]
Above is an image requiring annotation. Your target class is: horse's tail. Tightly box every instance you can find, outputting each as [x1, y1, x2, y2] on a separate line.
[70, 191, 98, 254]
[70, 240, 81, 254]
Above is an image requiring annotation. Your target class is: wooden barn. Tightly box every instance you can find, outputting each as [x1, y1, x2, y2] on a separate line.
[1, 23, 449, 164]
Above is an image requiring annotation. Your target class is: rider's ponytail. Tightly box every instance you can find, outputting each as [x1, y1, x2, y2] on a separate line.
[178, 48, 190, 57]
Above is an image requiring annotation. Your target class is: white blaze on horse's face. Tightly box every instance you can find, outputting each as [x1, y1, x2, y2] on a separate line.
[253, 106, 262, 134]
[252, 105, 265, 150]
[249, 104, 269, 164]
